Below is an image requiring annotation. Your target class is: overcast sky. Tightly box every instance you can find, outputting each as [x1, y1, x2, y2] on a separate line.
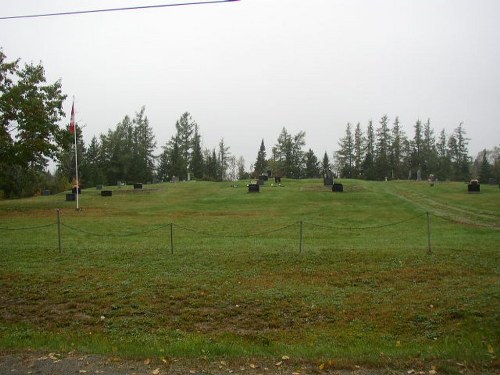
[1, 0, 499, 169]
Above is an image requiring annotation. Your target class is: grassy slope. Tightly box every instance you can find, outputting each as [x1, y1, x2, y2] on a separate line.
[0, 179, 498, 368]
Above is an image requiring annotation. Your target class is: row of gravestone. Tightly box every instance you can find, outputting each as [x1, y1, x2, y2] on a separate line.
[65, 183, 144, 200]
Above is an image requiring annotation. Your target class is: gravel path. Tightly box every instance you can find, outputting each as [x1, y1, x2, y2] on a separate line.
[0, 350, 493, 375]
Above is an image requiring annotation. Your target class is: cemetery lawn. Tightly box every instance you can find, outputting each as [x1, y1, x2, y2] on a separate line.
[0, 179, 498, 371]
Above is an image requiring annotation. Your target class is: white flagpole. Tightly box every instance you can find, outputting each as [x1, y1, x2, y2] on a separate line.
[72, 97, 80, 210]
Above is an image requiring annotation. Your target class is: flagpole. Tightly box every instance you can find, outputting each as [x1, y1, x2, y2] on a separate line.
[72, 97, 79, 210]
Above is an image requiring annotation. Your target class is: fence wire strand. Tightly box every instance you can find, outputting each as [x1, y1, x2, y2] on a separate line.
[305, 213, 426, 231]
[0, 223, 56, 231]
[432, 213, 499, 228]
[61, 222, 170, 237]
[173, 222, 298, 238]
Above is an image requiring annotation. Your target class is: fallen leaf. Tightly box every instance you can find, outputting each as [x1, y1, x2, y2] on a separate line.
[250, 364, 257, 369]
[319, 363, 325, 371]
[152, 368, 160, 375]
[275, 361, 282, 367]
[407, 370, 415, 374]
[488, 344, 494, 354]
[282, 355, 290, 360]
[144, 359, 151, 365]
[396, 341, 401, 347]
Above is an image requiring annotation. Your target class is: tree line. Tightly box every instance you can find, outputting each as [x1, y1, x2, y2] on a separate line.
[335, 116, 477, 181]
[1, 49, 499, 198]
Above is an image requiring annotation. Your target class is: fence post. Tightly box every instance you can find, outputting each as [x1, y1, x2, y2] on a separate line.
[427, 212, 432, 254]
[57, 209, 62, 253]
[299, 221, 304, 253]
[170, 223, 174, 254]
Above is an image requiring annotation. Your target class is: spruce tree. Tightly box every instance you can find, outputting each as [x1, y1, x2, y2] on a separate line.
[254, 139, 267, 177]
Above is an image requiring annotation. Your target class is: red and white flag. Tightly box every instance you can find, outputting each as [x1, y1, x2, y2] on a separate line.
[69, 102, 75, 134]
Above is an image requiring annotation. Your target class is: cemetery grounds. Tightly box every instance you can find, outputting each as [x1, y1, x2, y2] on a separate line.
[0, 179, 498, 373]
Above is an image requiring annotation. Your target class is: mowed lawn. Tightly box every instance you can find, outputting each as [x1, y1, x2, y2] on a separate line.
[0, 179, 498, 368]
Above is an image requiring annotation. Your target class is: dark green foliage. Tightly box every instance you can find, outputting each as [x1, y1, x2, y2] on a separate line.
[0, 49, 67, 197]
[274, 127, 306, 178]
[303, 149, 320, 178]
[254, 139, 267, 177]
[336, 116, 472, 182]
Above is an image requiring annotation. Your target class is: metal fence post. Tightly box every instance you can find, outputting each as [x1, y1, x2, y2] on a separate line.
[170, 223, 174, 254]
[299, 220, 304, 253]
[427, 212, 432, 254]
[57, 209, 62, 253]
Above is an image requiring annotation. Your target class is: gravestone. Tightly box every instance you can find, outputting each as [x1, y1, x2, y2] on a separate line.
[468, 180, 480, 193]
[259, 175, 268, 181]
[101, 190, 112, 197]
[323, 176, 333, 186]
[134, 183, 143, 189]
[267, 170, 272, 178]
[429, 174, 436, 187]
[66, 193, 76, 201]
[42, 190, 50, 196]
[274, 176, 281, 184]
[332, 183, 344, 192]
[248, 183, 260, 192]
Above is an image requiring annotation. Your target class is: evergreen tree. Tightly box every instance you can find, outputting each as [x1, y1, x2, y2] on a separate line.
[190, 124, 204, 179]
[478, 149, 492, 182]
[321, 152, 331, 177]
[411, 119, 424, 179]
[362, 120, 376, 179]
[304, 149, 320, 178]
[274, 127, 305, 178]
[436, 129, 451, 180]
[447, 123, 470, 180]
[174, 112, 196, 179]
[217, 138, 231, 181]
[80, 136, 105, 187]
[237, 156, 248, 180]
[353, 123, 364, 178]
[375, 115, 391, 179]
[157, 144, 170, 182]
[132, 106, 156, 183]
[422, 118, 437, 178]
[254, 139, 267, 177]
[390, 117, 404, 179]
[99, 115, 135, 184]
[337, 123, 354, 178]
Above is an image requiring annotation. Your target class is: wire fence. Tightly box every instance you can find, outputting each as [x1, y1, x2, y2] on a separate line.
[0, 210, 437, 254]
[1, 209, 498, 255]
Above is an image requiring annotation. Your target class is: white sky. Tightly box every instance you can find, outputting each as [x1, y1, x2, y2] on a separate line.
[1, 0, 499, 169]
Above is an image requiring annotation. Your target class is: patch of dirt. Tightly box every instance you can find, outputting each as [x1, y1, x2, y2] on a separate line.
[0, 351, 495, 375]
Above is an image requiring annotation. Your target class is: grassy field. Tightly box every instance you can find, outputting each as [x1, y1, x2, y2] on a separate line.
[0, 179, 499, 370]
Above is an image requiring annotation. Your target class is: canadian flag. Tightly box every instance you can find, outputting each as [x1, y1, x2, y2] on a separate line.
[69, 102, 75, 134]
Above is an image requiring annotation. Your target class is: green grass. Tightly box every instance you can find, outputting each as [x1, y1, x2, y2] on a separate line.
[0, 179, 499, 370]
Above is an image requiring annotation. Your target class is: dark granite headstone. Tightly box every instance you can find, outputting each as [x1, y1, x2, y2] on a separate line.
[101, 190, 112, 197]
[248, 184, 260, 192]
[332, 183, 344, 192]
[66, 193, 76, 201]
